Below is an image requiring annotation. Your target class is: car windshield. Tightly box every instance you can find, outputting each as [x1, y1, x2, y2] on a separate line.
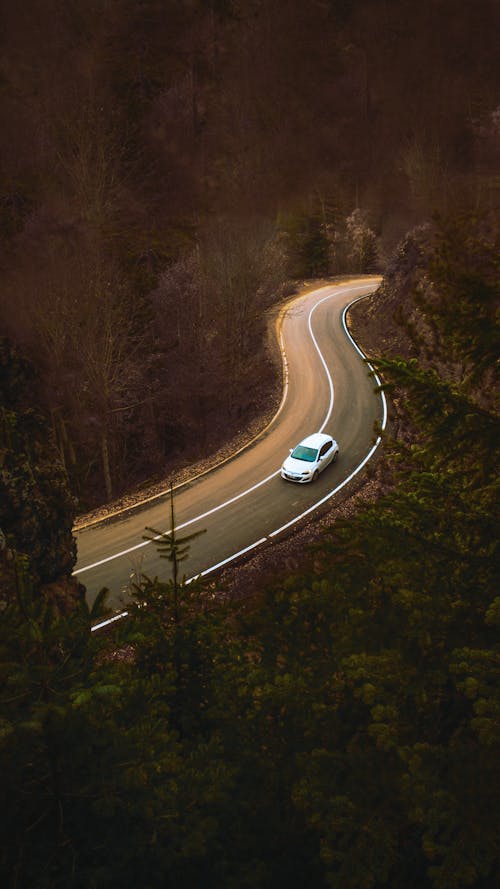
[291, 445, 318, 462]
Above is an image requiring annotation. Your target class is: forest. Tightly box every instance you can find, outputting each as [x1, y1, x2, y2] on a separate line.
[1, 215, 498, 888]
[0, 0, 498, 508]
[0, 1, 499, 888]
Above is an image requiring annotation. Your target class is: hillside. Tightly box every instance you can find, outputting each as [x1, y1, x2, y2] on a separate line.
[1, 214, 498, 889]
[0, 0, 498, 508]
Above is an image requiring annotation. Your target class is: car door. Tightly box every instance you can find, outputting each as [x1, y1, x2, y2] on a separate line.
[318, 440, 333, 472]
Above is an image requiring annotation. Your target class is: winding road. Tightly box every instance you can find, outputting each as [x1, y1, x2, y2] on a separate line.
[74, 278, 386, 626]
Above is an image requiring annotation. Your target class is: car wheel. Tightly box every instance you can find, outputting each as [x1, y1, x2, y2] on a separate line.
[312, 469, 319, 481]
[333, 450, 339, 462]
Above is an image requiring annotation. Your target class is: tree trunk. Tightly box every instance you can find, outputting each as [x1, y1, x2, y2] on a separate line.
[101, 428, 112, 501]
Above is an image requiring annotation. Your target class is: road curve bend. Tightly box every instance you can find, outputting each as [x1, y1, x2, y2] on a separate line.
[74, 278, 386, 622]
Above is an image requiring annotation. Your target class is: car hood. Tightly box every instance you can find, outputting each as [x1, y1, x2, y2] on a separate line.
[282, 455, 315, 474]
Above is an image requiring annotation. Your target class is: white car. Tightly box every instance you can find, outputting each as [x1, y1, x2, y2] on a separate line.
[281, 432, 339, 483]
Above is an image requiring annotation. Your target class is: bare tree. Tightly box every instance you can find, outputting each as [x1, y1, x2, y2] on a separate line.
[198, 216, 285, 407]
[70, 251, 144, 501]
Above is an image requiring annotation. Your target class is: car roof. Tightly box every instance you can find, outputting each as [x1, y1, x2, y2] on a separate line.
[297, 432, 332, 449]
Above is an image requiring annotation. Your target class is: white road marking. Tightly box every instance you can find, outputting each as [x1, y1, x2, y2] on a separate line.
[92, 611, 129, 631]
[77, 283, 358, 576]
[269, 438, 381, 537]
[86, 283, 385, 630]
[309, 289, 336, 430]
[341, 298, 388, 431]
[199, 537, 268, 577]
[75, 471, 280, 573]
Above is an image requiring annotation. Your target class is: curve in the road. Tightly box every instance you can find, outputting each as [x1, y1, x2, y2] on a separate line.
[87, 281, 387, 631]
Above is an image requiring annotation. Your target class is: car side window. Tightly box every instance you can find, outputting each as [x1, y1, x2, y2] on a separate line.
[320, 441, 332, 457]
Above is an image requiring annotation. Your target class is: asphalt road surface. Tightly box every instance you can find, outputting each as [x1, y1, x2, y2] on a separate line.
[74, 278, 386, 623]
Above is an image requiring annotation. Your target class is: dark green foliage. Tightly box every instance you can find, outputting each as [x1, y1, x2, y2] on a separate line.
[0, 568, 119, 885]
[279, 202, 381, 278]
[237, 217, 498, 888]
[1, 555, 235, 889]
[2, 224, 498, 885]
[142, 482, 207, 623]
[281, 210, 332, 278]
[0, 338, 76, 586]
